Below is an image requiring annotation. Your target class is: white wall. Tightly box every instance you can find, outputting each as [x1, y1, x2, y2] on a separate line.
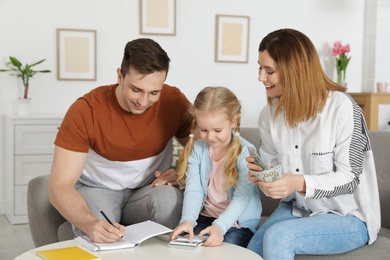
[363, 0, 390, 91]
[0, 0, 365, 214]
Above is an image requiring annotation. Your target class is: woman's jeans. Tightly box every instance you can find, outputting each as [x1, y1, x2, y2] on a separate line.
[194, 215, 254, 248]
[247, 201, 368, 260]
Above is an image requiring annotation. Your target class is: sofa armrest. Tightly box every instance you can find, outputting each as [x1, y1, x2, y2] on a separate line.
[27, 175, 67, 247]
[369, 131, 390, 229]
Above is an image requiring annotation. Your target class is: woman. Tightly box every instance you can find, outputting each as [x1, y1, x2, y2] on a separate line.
[246, 28, 380, 259]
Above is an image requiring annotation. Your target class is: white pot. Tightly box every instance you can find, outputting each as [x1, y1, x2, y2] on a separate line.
[17, 98, 31, 115]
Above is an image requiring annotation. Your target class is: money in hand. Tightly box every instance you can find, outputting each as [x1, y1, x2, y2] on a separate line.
[252, 165, 282, 182]
[247, 147, 270, 170]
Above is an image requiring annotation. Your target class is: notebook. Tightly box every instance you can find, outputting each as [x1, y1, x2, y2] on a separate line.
[75, 220, 172, 251]
[36, 246, 99, 260]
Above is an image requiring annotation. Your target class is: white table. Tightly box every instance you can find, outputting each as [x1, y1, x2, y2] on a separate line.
[14, 235, 262, 260]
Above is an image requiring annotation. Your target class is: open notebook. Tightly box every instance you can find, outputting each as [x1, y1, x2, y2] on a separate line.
[75, 220, 172, 251]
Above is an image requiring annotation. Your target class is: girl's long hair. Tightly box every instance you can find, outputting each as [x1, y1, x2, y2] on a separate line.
[176, 86, 242, 190]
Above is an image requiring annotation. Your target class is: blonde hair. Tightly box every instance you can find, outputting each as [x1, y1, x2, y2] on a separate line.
[259, 28, 346, 128]
[176, 86, 242, 190]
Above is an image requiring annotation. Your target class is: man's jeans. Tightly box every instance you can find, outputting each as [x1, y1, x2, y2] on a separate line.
[72, 183, 183, 236]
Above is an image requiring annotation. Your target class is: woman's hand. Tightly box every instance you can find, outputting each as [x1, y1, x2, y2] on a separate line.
[258, 173, 306, 199]
[246, 156, 263, 185]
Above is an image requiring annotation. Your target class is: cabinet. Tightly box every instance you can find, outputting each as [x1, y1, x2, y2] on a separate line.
[4, 115, 63, 224]
[348, 93, 390, 131]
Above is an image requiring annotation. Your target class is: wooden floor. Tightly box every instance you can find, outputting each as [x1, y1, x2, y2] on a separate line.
[0, 215, 35, 260]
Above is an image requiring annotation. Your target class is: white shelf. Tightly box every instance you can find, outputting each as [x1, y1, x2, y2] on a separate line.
[4, 115, 63, 224]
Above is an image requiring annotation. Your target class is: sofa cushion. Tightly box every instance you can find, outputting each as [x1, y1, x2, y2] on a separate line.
[27, 175, 69, 247]
[171, 137, 183, 169]
[58, 221, 74, 241]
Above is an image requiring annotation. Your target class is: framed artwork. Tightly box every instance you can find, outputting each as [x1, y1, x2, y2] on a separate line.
[140, 0, 176, 36]
[56, 28, 97, 81]
[215, 15, 250, 63]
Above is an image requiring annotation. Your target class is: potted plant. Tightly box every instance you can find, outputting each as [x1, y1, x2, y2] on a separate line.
[0, 56, 51, 98]
[0, 56, 51, 114]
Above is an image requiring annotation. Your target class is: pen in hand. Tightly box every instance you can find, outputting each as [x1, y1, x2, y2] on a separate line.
[99, 209, 124, 239]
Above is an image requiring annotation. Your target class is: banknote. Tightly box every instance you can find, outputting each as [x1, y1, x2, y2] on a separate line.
[251, 165, 282, 182]
[247, 147, 270, 170]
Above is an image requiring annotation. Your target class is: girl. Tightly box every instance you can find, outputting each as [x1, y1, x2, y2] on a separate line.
[170, 86, 262, 247]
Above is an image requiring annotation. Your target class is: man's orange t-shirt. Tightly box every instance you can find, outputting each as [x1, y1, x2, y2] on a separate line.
[54, 83, 192, 189]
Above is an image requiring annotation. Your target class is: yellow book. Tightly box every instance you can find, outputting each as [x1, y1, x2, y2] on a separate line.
[36, 246, 99, 260]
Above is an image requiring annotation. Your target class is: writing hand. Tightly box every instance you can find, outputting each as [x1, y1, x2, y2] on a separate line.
[99, 210, 124, 239]
[88, 219, 125, 243]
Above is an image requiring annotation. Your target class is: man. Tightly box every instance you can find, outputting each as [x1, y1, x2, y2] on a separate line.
[49, 38, 193, 243]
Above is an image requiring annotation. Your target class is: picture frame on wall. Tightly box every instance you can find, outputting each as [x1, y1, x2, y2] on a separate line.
[56, 28, 97, 81]
[215, 15, 250, 63]
[140, 0, 176, 36]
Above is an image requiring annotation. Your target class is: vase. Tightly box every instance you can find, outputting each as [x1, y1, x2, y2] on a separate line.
[17, 98, 31, 115]
[337, 69, 347, 87]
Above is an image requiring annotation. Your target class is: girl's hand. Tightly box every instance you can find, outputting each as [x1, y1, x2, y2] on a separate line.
[198, 225, 223, 247]
[170, 221, 194, 241]
[258, 173, 306, 199]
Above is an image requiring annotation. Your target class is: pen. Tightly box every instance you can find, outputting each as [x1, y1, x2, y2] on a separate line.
[99, 209, 123, 238]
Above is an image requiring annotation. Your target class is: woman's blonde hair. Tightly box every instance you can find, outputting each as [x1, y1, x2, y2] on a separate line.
[176, 86, 242, 190]
[259, 28, 346, 128]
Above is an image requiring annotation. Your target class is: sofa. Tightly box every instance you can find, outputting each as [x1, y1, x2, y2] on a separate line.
[27, 128, 390, 259]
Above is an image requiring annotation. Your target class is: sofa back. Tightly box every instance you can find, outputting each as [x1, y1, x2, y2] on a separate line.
[240, 127, 280, 216]
[240, 127, 390, 229]
[368, 131, 390, 229]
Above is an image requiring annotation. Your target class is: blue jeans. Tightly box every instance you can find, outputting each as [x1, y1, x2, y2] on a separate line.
[247, 201, 368, 260]
[193, 215, 254, 248]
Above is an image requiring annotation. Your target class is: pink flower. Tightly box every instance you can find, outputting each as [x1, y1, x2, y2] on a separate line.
[332, 41, 351, 84]
[333, 41, 350, 56]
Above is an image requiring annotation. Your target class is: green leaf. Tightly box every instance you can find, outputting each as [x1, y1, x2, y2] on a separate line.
[9, 56, 22, 67]
[0, 56, 51, 98]
[29, 59, 46, 67]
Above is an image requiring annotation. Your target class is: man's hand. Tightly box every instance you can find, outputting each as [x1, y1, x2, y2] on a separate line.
[151, 168, 178, 187]
[87, 219, 126, 243]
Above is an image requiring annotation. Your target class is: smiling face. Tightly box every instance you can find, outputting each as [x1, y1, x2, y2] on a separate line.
[115, 67, 166, 114]
[258, 50, 283, 98]
[196, 111, 237, 151]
